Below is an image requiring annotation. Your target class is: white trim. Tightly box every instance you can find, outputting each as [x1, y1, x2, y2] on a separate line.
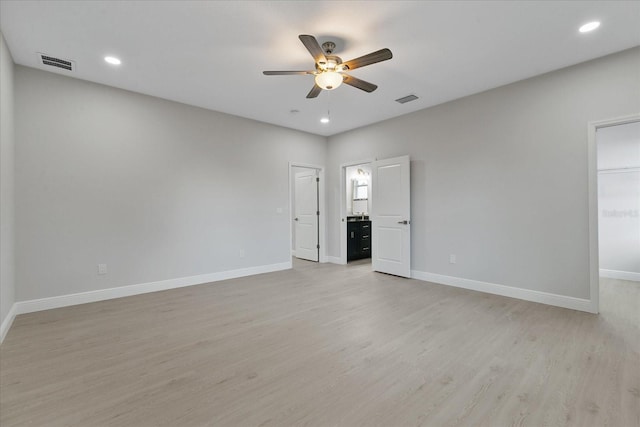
[587, 114, 640, 315]
[600, 269, 640, 282]
[291, 249, 296, 256]
[0, 303, 17, 344]
[14, 262, 291, 316]
[326, 256, 344, 265]
[411, 270, 595, 313]
[598, 166, 640, 174]
[289, 162, 327, 263]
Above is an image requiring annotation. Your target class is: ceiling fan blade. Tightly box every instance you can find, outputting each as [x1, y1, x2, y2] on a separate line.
[263, 71, 315, 75]
[299, 34, 327, 65]
[342, 48, 392, 71]
[343, 74, 378, 93]
[306, 84, 322, 99]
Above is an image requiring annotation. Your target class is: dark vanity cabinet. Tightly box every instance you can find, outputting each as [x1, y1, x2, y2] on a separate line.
[347, 220, 371, 261]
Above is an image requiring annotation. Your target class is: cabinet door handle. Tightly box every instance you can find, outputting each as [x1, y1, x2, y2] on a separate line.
[397, 220, 410, 225]
[351, 232, 354, 238]
[362, 225, 369, 228]
[362, 247, 369, 250]
[362, 235, 369, 238]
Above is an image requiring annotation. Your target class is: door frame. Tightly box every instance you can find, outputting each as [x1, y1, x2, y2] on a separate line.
[289, 162, 327, 263]
[340, 159, 375, 265]
[587, 113, 640, 314]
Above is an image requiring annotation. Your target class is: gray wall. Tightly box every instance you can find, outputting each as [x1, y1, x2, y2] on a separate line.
[9, 45, 640, 307]
[327, 47, 640, 300]
[0, 32, 15, 328]
[15, 66, 326, 301]
[597, 121, 640, 275]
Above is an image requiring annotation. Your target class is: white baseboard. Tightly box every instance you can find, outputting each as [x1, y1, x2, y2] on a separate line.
[14, 261, 292, 317]
[600, 269, 640, 282]
[326, 256, 344, 265]
[0, 303, 17, 344]
[411, 270, 595, 313]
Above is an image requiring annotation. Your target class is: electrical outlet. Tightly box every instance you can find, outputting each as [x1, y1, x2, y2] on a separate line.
[98, 264, 107, 275]
[239, 249, 245, 258]
[449, 254, 456, 264]
[276, 207, 283, 214]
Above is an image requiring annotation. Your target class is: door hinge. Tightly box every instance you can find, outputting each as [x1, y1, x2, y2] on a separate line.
[316, 177, 320, 182]
[316, 210, 320, 216]
[317, 244, 320, 249]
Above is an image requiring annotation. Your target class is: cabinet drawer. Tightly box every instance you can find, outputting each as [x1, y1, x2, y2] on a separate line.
[347, 220, 372, 261]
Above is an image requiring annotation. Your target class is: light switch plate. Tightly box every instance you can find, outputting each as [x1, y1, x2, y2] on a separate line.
[98, 264, 107, 275]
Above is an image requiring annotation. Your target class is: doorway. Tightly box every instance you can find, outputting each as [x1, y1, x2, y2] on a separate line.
[340, 156, 412, 278]
[588, 114, 640, 313]
[341, 160, 373, 266]
[289, 163, 326, 263]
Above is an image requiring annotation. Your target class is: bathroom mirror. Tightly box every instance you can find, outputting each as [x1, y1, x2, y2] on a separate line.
[353, 179, 368, 200]
[352, 179, 369, 215]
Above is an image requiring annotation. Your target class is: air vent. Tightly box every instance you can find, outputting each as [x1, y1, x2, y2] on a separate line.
[395, 94, 419, 104]
[37, 53, 75, 72]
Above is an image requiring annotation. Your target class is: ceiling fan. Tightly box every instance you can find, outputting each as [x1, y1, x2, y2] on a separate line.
[263, 35, 393, 99]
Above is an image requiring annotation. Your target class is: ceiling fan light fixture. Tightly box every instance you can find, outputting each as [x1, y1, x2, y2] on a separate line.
[315, 71, 343, 90]
[263, 34, 392, 98]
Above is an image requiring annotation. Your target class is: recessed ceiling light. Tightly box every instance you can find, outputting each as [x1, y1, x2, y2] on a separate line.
[104, 56, 121, 65]
[579, 21, 600, 33]
[320, 117, 330, 124]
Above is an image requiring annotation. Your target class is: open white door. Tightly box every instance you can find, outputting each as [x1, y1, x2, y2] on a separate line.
[294, 171, 319, 262]
[372, 155, 411, 277]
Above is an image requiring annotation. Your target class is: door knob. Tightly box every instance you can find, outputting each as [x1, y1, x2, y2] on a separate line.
[294, 218, 299, 221]
[397, 220, 410, 224]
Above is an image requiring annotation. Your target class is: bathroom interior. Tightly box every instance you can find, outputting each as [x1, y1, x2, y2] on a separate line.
[346, 164, 372, 263]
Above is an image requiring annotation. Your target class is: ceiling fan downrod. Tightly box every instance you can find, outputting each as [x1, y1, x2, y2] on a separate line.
[321, 41, 336, 55]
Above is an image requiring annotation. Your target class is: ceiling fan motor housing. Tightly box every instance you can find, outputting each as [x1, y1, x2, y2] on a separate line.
[316, 55, 343, 72]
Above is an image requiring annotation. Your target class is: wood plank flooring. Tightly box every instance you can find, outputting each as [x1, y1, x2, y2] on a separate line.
[1, 259, 638, 426]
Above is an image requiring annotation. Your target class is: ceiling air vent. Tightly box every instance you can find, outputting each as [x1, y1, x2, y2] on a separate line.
[37, 53, 75, 72]
[395, 94, 419, 104]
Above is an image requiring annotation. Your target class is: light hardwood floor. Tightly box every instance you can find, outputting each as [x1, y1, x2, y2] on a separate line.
[1, 260, 638, 426]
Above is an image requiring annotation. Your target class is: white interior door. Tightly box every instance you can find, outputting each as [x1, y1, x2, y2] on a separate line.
[372, 156, 411, 277]
[295, 171, 319, 262]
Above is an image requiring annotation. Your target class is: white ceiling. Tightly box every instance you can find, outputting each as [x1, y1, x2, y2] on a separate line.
[1, 1, 639, 136]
